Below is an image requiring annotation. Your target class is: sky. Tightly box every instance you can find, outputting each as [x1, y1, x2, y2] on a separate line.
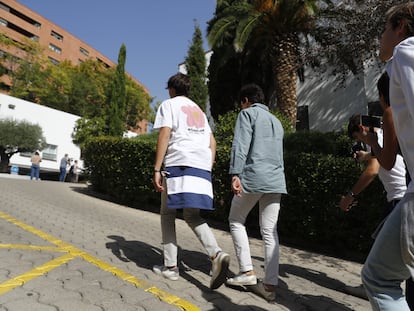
[16, 0, 217, 105]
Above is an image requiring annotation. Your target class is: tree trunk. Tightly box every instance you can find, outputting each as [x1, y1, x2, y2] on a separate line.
[272, 35, 299, 129]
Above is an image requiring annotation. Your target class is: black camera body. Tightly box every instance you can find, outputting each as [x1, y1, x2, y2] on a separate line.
[351, 141, 364, 155]
[360, 115, 382, 128]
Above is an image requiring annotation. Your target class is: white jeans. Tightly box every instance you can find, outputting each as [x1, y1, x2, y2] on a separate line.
[228, 192, 281, 285]
[160, 186, 221, 267]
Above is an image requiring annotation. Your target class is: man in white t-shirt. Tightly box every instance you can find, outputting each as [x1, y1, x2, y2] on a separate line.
[360, 4, 414, 310]
[152, 73, 229, 289]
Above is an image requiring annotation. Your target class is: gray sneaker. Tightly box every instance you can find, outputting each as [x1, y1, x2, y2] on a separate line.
[210, 251, 230, 289]
[153, 265, 179, 281]
[247, 280, 276, 302]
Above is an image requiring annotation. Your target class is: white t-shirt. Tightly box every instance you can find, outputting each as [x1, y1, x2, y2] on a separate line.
[375, 129, 407, 201]
[153, 96, 212, 171]
[388, 37, 414, 193]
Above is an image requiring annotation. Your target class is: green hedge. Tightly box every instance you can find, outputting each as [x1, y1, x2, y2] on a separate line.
[83, 136, 159, 208]
[82, 113, 386, 261]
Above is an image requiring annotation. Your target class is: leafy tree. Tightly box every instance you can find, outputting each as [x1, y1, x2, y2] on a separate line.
[106, 44, 127, 136]
[208, 0, 324, 128]
[66, 60, 110, 117]
[185, 22, 209, 112]
[312, 0, 403, 79]
[125, 76, 152, 130]
[72, 117, 106, 151]
[0, 119, 46, 172]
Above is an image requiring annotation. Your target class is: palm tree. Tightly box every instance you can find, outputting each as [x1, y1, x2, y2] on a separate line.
[208, 0, 324, 128]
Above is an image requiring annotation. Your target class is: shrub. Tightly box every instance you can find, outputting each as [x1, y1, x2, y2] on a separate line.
[83, 119, 386, 261]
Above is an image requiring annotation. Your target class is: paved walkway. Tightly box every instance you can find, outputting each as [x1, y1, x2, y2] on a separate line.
[0, 177, 371, 310]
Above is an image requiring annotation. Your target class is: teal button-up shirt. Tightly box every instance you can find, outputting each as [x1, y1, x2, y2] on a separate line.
[229, 103, 287, 194]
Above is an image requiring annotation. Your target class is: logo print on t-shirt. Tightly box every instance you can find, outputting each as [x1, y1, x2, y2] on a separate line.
[181, 105, 205, 128]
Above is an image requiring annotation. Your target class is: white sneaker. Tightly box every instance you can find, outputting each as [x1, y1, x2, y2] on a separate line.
[210, 251, 230, 289]
[152, 265, 179, 281]
[226, 272, 257, 286]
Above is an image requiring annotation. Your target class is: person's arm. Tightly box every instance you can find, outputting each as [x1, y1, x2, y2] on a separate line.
[153, 127, 171, 192]
[339, 157, 380, 212]
[229, 110, 253, 195]
[365, 107, 398, 170]
[229, 111, 253, 174]
[210, 133, 216, 169]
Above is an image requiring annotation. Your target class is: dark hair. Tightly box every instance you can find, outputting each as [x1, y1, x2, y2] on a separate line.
[347, 114, 361, 139]
[386, 3, 414, 37]
[166, 73, 191, 96]
[238, 83, 265, 105]
[377, 72, 390, 107]
[34, 151, 39, 155]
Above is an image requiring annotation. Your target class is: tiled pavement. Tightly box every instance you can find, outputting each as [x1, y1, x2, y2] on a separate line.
[0, 176, 371, 310]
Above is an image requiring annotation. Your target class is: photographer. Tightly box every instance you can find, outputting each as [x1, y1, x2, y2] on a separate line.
[341, 113, 406, 216]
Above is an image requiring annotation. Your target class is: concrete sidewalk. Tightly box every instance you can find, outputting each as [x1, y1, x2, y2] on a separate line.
[0, 178, 371, 310]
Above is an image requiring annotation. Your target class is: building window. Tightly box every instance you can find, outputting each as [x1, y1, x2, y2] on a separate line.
[42, 144, 58, 161]
[0, 2, 10, 12]
[79, 47, 89, 56]
[48, 56, 60, 66]
[49, 43, 62, 55]
[0, 18, 7, 26]
[51, 30, 63, 41]
[31, 35, 39, 42]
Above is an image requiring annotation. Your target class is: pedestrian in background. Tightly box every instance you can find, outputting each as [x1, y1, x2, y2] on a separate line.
[59, 154, 69, 182]
[70, 160, 79, 183]
[152, 73, 230, 289]
[226, 84, 287, 302]
[361, 3, 414, 310]
[30, 151, 42, 180]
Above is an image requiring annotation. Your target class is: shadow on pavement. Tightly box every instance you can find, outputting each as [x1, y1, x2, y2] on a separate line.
[105, 235, 268, 310]
[280, 263, 368, 300]
[105, 235, 358, 311]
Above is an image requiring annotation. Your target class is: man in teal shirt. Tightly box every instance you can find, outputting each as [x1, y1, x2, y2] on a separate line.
[226, 84, 287, 302]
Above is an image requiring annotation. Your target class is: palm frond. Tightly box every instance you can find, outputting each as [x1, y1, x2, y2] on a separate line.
[234, 12, 262, 52]
[208, 16, 238, 48]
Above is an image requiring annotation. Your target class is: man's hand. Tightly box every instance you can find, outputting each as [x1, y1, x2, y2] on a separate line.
[355, 150, 371, 162]
[231, 176, 242, 197]
[339, 195, 354, 212]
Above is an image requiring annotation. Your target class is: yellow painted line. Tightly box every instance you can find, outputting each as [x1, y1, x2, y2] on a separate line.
[0, 244, 65, 252]
[0, 253, 74, 295]
[0, 211, 200, 311]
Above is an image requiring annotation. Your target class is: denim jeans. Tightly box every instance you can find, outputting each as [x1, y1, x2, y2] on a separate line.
[59, 167, 66, 182]
[160, 182, 221, 267]
[228, 192, 281, 285]
[362, 193, 414, 310]
[30, 164, 40, 180]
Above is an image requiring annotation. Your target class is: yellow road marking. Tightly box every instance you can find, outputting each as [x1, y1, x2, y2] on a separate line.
[0, 253, 74, 295]
[0, 244, 65, 252]
[0, 211, 200, 311]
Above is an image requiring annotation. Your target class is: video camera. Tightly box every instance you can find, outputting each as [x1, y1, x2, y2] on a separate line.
[351, 141, 364, 156]
[360, 115, 382, 129]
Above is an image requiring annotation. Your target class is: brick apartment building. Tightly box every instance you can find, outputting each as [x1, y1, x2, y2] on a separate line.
[0, 0, 148, 133]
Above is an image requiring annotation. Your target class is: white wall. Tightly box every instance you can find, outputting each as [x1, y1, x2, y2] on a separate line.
[296, 60, 384, 132]
[0, 94, 82, 172]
